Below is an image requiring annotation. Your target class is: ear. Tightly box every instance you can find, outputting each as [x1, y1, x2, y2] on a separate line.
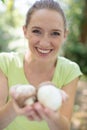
[23, 25, 28, 39]
[63, 29, 69, 41]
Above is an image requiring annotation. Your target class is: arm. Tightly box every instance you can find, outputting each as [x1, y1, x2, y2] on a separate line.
[47, 77, 79, 130]
[0, 70, 17, 129]
[49, 77, 79, 130]
[0, 69, 36, 129]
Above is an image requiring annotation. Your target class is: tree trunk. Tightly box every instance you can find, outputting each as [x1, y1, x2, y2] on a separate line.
[80, 0, 87, 44]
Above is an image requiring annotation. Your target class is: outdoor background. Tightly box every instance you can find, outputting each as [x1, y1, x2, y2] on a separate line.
[0, 0, 87, 130]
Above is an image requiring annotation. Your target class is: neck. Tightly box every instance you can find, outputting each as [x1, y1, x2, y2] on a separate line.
[25, 51, 57, 73]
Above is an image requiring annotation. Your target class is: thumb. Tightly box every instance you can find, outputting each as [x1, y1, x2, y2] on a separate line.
[60, 90, 69, 103]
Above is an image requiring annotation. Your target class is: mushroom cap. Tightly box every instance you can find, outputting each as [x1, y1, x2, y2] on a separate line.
[10, 84, 36, 107]
[15, 84, 36, 96]
[37, 82, 62, 111]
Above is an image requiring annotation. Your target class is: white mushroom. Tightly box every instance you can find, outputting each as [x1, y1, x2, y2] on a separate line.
[37, 82, 62, 111]
[10, 84, 36, 107]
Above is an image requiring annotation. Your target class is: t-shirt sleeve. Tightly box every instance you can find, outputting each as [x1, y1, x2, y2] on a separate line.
[63, 61, 82, 86]
[0, 53, 11, 77]
[52, 57, 83, 88]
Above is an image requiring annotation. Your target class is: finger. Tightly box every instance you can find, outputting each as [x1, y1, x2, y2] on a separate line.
[10, 86, 20, 99]
[26, 115, 34, 121]
[44, 107, 59, 121]
[13, 100, 33, 116]
[34, 102, 50, 122]
[27, 110, 42, 121]
[34, 103, 60, 125]
[12, 99, 25, 115]
[60, 90, 69, 102]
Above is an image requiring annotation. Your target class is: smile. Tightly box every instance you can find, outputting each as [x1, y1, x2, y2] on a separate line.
[36, 47, 52, 54]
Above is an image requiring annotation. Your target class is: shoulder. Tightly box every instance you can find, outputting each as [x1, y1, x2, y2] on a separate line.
[0, 51, 18, 60]
[57, 56, 82, 75]
[58, 56, 77, 65]
[58, 56, 80, 70]
[53, 56, 82, 87]
[0, 51, 24, 63]
[0, 51, 24, 76]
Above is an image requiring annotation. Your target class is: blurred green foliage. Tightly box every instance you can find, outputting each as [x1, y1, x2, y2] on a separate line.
[63, 0, 87, 76]
[0, 0, 5, 3]
[0, 0, 23, 52]
[63, 42, 87, 75]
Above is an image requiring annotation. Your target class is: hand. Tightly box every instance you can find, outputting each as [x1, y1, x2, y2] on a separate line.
[10, 88, 42, 121]
[25, 90, 68, 123]
[33, 102, 59, 123]
[31, 102, 62, 130]
[10, 84, 36, 107]
[10, 87, 34, 117]
[10, 86, 68, 125]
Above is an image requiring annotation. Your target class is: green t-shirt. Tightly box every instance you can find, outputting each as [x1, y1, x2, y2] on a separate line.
[0, 52, 82, 130]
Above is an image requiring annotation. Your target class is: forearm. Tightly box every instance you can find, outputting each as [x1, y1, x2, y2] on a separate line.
[0, 100, 17, 130]
[48, 114, 70, 130]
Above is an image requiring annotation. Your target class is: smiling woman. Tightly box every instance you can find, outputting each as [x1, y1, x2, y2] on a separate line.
[0, 0, 82, 130]
[23, 8, 65, 62]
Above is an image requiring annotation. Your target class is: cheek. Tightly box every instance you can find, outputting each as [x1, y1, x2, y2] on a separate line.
[53, 39, 62, 48]
[29, 35, 40, 45]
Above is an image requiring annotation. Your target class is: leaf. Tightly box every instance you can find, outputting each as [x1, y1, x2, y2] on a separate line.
[1, 0, 5, 3]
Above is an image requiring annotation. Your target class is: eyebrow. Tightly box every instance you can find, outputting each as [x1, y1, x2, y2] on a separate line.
[32, 26, 41, 29]
[32, 26, 62, 32]
[52, 29, 62, 32]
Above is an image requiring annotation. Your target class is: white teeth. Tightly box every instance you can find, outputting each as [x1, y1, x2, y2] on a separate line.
[37, 48, 51, 54]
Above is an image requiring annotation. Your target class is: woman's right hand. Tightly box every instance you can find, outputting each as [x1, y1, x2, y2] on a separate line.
[10, 87, 33, 116]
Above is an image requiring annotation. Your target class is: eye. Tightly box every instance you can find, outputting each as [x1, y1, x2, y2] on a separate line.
[51, 32, 60, 36]
[32, 29, 41, 34]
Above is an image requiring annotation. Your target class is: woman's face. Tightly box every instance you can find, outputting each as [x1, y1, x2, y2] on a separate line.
[23, 9, 67, 62]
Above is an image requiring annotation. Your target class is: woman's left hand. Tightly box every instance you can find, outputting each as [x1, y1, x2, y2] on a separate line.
[26, 90, 68, 130]
[33, 102, 60, 123]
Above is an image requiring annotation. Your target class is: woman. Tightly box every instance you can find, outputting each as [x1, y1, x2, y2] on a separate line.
[0, 0, 82, 130]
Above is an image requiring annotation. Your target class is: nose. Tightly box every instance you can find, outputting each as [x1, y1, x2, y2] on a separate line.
[39, 33, 50, 48]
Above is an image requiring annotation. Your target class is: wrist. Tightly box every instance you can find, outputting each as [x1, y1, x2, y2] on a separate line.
[48, 113, 70, 130]
[7, 99, 18, 118]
